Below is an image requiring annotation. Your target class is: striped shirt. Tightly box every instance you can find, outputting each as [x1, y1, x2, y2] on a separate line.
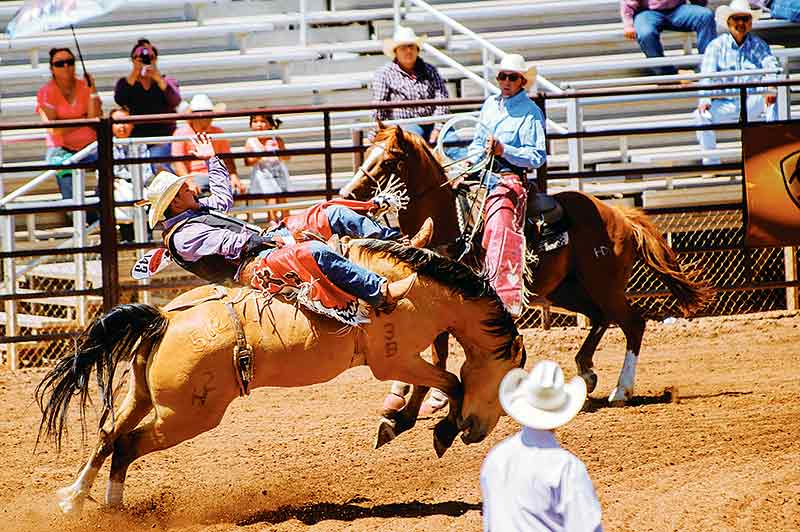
[371, 59, 449, 125]
[699, 32, 780, 105]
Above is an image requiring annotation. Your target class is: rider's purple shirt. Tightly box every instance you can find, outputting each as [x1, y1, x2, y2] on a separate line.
[162, 156, 251, 262]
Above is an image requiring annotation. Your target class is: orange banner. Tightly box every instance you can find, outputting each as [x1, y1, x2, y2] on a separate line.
[743, 122, 800, 247]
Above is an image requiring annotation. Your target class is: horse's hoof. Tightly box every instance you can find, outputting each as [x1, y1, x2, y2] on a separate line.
[374, 417, 397, 449]
[581, 372, 598, 394]
[56, 485, 85, 515]
[380, 392, 406, 418]
[608, 386, 631, 406]
[433, 420, 459, 458]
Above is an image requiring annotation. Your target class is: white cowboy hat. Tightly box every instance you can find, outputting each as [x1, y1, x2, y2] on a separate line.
[140, 170, 190, 228]
[383, 26, 426, 58]
[499, 360, 587, 430]
[716, 0, 761, 28]
[178, 93, 227, 114]
[493, 54, 537, 88]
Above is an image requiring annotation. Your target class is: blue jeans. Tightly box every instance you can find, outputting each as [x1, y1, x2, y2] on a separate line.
[770, 0, 800, 22]
[46, 146, 98, 200]
[146, 142, 174, 174]
[400, 123, 462, 157]
[634, 4, 716, 76]
[400, 123, 435, 142]
[306, 241, 385, 304]
[325, 205, 401, 240]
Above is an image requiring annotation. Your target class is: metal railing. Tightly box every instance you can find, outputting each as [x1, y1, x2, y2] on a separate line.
[1, 81, 799, 368]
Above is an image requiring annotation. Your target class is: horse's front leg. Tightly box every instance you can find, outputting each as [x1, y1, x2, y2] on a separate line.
[371, 348, 461, 453]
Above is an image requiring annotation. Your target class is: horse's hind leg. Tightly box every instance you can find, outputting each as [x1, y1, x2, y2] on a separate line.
[56, 365, 153, 514]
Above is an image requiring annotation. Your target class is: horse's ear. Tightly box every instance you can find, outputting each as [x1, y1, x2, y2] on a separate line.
[376, 118, 385, 131]
[395, 125, 406, 148]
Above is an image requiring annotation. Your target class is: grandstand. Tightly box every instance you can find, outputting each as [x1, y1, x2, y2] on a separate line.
[1, 0, 798, 366]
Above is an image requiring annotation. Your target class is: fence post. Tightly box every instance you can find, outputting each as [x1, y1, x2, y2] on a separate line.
[324, 111, 333, 200]
[393, 0, 402, 29]
[97, 118, 119, 312]
[72, 168, 88, 327]
[1, 213, 17, 370]
[299, 0, 308, 46]
[131, 144, 151, 306]
[786, 247, 798, 311]
[481, 48, 491, 98]
[566, 96, 584, 191]
[351, 129, 364, 171]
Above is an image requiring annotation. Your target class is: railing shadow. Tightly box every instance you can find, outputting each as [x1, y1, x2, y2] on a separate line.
[582, 389, 753, 413]
[236, 499, 481, 526]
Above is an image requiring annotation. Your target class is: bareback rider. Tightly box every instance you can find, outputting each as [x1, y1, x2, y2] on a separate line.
[462, 54, 546, 316]
[141, 132, 420, 319]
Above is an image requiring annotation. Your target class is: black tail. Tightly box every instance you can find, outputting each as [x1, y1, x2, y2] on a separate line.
[35, 304, 168, 451]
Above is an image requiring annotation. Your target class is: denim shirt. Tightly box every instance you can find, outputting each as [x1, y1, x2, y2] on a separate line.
[699, 33, 780, 106]
[467, 90, 547, 170]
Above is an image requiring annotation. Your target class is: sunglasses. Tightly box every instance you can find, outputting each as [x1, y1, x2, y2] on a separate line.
[51, 58, 76, 68]
[496, 72, 521, 82]
[730, 15, 752, 23]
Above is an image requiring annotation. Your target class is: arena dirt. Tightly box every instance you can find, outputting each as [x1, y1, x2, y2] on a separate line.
[1, 310, 799, 531]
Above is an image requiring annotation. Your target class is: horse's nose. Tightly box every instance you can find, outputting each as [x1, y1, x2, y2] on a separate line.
[459, 415, 488, 444]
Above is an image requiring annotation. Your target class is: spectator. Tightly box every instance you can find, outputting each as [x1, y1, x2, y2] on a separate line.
[111, 106, 153, 242]
[171, 94, 242, 194]
[114, 39, 181, 173]
[620, 1, 716, 76]
[372, 26, 449, 144]
[36, 47, 101, 200]
[752, 0, 800, 21]
[694, 0, 780, 165]
[481, 360, 603, 532]
[244, 112, 290, 221]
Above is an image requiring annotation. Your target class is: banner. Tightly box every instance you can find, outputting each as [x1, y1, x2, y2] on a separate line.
[743, 122, 800, 247]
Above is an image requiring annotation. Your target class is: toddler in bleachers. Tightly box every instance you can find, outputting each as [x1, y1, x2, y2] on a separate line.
[244, 113, 291, 221]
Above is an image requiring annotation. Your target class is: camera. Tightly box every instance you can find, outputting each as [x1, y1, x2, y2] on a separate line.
[139, 48, 152, 65]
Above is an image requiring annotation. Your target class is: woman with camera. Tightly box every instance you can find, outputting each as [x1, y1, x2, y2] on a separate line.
[113, 39, 181, 172]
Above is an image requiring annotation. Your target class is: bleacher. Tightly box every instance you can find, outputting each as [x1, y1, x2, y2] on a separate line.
[1, 0, 798, 223]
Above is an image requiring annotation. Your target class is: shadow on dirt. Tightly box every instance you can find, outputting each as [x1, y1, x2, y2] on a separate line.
[583, 389, 753, 413]
[237, 499, 482, 526]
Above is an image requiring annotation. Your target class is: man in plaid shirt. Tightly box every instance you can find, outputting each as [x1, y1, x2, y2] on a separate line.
[372, 26, 450, 144]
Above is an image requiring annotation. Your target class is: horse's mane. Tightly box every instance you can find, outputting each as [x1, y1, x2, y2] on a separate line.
[373, 126, 449, 183]
[356, 239, 518, 358]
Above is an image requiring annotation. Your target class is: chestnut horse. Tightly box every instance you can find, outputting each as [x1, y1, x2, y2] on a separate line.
[340, 125, 714, 409]
[35, 239, 525, 514]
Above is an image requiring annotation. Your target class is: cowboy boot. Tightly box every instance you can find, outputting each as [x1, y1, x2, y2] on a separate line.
[409, 217, 434, 248]
[375, 273, 418, 313]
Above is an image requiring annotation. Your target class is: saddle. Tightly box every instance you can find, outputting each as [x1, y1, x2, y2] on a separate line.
[526, 192, 569, 245]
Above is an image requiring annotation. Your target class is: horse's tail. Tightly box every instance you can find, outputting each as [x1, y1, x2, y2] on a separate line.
[621, 207, 715, 316]
[35, 303, 169, 451]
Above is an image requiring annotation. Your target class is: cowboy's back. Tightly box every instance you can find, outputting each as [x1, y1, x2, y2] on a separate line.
[481, 427, 603, 532]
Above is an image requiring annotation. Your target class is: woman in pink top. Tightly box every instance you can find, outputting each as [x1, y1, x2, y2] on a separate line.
[244, 112, 291, 221]
[36, 47, 102, 200]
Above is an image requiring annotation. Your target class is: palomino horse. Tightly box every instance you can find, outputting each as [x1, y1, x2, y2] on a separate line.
[340, 125, 714, 407]
[36, 238, 525, 514]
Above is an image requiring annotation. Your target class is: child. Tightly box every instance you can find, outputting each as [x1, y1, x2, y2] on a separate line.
[481, 360, 603, 532]
[111, 106, 153, 241]
[244, 113, 290, 221]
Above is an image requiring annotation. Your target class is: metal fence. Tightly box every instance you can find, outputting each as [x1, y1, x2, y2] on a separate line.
[2, 81, 799, 368]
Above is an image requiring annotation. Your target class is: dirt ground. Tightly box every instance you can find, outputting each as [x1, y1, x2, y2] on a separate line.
[1, 310, 799, 532]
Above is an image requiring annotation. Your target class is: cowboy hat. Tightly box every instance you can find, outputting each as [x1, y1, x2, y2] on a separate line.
[499, 360, 586, 430]
[383, 26, 426, 58]
[716, 0, 761, 28]
[493, 54, 537, 87]
[140, 170, 190, 228]
[178, 93, 227, 114]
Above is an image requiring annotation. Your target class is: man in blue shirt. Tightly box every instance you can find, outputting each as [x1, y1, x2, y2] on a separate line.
[463, 54, 546, 317]
[695, 0, 780, 165]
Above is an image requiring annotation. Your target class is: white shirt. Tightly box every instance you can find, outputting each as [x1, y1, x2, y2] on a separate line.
[480, 427, 603, 532]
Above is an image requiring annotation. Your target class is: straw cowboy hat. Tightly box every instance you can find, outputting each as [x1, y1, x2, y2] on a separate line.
[383, 26, 426, 58]
[493, 54, 537, 88]
[177, 93, 227, 114]
[499, 360, 587, 430]
[139, 170, 190, 228]
[716, 0, 762, 28]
